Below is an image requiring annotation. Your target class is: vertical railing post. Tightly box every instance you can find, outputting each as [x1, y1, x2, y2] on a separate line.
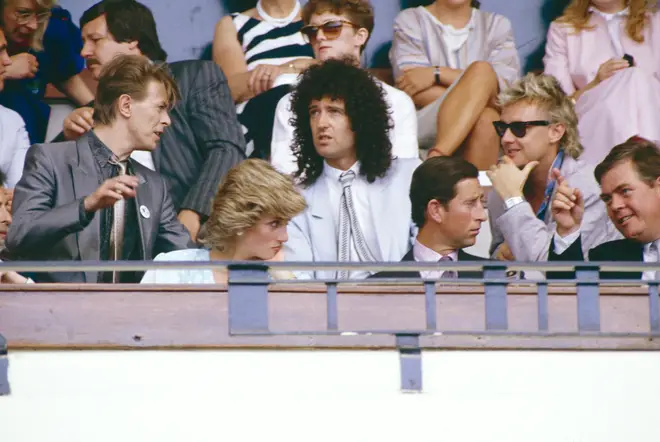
[575, 264, 600, 332]
[0, 332, 9, 395]
[648, 283, 659, 332]
[326, 282, 338, 331]
[537, 282, 549, 332]
[228, 263, 270, 334]
[396, 333, 422, 392]
[483, 263, 508, 330]
[424, 281, 437, 331]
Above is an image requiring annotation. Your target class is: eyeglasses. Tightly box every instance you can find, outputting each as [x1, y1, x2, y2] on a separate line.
[14, 9, 51, 26]
[493, 120, 551, 138]
[301, 20, 357, 43]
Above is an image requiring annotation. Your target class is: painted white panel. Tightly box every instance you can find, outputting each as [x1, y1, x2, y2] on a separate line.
[1, 350, 659, 442]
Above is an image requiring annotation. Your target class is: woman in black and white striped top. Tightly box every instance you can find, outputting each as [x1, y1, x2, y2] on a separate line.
[213, 0, 314, 159]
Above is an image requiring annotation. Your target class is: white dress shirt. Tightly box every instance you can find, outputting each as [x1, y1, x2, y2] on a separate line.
[413, 239, 458, 279]
[130, 150, 155, 171]
[422, 7, 475, 69]
[271, 80, 419, 175]
[0, 105, 30, 188]
[323, 161, 379, 279]
[590, 6, 629, 58]
[554, 229, 660, 280]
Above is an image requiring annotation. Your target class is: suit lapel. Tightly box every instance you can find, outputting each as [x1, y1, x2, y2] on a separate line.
[368, 177, 391, 261]
[131, 161, 150, 259]
[458, 249, 485, 278]
[71, 135, 101, 282]
[308, 182, 338, 263]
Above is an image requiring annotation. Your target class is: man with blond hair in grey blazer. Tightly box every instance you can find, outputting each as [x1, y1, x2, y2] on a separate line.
[486, 73, 620, 267]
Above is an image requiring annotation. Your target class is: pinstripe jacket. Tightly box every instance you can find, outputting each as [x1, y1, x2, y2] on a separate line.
[55, 60, 246, 220]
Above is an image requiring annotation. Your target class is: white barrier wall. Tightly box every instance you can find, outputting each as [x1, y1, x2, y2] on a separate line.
[1, 350, 658, 442]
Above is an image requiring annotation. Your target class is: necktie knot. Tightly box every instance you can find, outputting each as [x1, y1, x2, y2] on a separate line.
[339, 170, 355, 187]
[109, 156, 127, 175]
[439, 255, 454, 262]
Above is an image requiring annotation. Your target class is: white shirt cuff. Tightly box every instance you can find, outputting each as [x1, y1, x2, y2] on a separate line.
[553, 228, 581, 255]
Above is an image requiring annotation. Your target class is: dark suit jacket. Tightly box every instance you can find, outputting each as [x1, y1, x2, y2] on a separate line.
[6, 133, 192, 283]
[548, 235, 643, 279]
[370, 248, 486, 279]
[54, 60, 246, 219]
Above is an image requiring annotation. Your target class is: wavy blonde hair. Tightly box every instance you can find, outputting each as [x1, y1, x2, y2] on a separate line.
[498, 73, 583, 159]
[199, 159, 307, 252]
[1, 0, 56, 51]
[556, 0, 655, 42]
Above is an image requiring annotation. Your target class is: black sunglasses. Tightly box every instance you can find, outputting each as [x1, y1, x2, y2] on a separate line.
[493, 120, 551, 138]
[301, 20, 356, 42]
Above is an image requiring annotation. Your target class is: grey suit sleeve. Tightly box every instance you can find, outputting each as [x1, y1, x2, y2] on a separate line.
[6, 144, 90, 253]
[155, 177, 194, 254]
[284, 215, 314, 280]
[179, 63, 246, 218]
[496, 202, 554, 261]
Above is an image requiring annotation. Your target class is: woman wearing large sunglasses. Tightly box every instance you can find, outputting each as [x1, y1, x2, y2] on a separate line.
[0, 0, 94, 145]
[389, 0, 520, 170]
[485, 73, 620, 271]
[544, 0, 660, 165]
[212, 0, 315, 159]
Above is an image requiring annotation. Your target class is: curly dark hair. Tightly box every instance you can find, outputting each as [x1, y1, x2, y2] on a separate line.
[289, 58, 393, 187]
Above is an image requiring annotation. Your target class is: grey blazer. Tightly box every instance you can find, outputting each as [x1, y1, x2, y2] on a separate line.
[6, 133, 192, 283]
[488, 156, 621, 262]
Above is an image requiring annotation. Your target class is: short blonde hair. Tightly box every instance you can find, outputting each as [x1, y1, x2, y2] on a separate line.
[2, 0, 56, 51]
[498, 73, 583, 159]
[199, 159, 307, 252]
[556, 0, 655, 43]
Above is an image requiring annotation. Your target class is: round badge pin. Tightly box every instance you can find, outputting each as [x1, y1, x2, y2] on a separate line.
[139, 205, 151, 219]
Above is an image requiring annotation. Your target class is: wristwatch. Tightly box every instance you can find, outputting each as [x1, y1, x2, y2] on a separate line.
[503, 196, 525, 211]
[434, 66, 441, 86]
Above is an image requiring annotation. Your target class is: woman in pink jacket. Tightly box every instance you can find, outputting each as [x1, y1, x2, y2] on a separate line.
[544, 0, 660, 165]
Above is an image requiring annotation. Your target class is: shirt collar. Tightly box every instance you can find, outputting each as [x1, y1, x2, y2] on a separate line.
[322, 161, 360, 182]
[589, 6, 629, 20]
[413, 239, 458, 263]
[89, 130, 117, 164]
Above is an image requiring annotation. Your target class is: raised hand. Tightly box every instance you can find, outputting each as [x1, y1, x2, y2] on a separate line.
[486, 156, 539, 200]
[63, 107, 94, 141]
[83, 175, 139, 213]
[550, 168, 584, 237]
[594, 58, 630, 85]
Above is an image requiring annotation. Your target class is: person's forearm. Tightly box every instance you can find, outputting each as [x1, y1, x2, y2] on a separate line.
[571, 80, 598, 103]
[56, 75, 95, 106]
[227, 71, 255, 103]
[437, 66, 463, 87]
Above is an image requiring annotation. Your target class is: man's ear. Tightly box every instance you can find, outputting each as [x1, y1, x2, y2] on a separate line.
[127, 40, 140, 54]
[427, 199, 445, 225]
[117, 94, 132, 118]
[549, 122, 565, 145]
[354, 27, 369, 49]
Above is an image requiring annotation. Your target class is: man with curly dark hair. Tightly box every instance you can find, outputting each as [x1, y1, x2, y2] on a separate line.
[284, 58, 420, 280]
[270, 0, 418, 174]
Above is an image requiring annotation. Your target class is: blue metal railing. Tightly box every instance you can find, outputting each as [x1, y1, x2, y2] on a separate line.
[2, 259, 660, 393]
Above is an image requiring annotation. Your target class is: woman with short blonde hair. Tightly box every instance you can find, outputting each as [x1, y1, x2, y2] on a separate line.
[544, 0, 660, 164]
[141, 159, 307, 284]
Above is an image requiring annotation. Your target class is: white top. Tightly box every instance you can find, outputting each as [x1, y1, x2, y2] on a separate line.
[589, 6, 629, 58]
[141, 248, 215, 284]
[0, 105, 30, 188]
[421, 7, 475, 69]
[271, 79, 419, 175]
[413, 239, 458, 279]
[130, 150, 155, 171]
[322, 161, 379, 279]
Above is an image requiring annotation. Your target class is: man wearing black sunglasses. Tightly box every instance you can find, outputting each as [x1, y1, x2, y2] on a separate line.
[270, 0, 419, 174]
[486, 73, 619, 270]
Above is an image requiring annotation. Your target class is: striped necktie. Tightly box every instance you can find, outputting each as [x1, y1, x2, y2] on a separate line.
[337, 170, 376, 279]
[108, 157, 128, 283]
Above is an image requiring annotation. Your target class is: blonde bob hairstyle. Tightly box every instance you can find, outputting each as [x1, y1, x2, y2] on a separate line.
[199, 159, 307, 252]
[556, 0, 655, 43]
[2, 0, 56, 51]
[497, 73, 583, 159]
